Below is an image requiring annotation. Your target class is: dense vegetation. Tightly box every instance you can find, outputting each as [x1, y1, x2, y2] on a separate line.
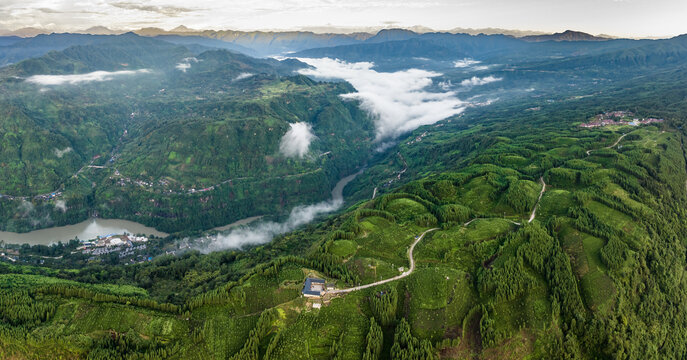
[2, 30, 687, 359]
[0, 34, 374, 234]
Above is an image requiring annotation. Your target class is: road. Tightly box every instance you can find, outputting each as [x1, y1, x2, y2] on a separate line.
[528, 177, 547, 223]
[586, 132, 629, 156]
[328, 227, 439, 294]
[329, 177, 548, 294]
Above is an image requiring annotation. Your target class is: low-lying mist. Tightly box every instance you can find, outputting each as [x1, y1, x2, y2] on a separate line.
[199, 170, 361, 252]
[26, 69, 151, 86]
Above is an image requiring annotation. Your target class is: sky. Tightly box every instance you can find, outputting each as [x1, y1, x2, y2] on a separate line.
[1, 0, 686, 38]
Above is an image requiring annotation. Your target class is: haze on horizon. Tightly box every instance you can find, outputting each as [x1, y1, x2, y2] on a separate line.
[1, 0, 686, 39]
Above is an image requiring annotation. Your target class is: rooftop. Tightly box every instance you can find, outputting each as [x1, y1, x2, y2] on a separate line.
[302, 277, 326, 297]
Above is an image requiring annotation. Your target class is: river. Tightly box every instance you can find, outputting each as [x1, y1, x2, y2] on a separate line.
[0, 169, 363, 247]
[0, 219, 168, 246]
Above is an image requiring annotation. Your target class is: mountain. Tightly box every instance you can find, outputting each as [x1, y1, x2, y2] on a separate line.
[4, 21, 687, 360]
[0, 27, 48, 37]
[521, 30, 611, 42]
[0, 36, 21, 46]
[293, 32, 529, 66]
[0, 33, 124, 67]
[449, 26, 549, 37]
[364, 28, 420, 43]
[0, 34, 374, 234]
[75, 26, 122, 35]
[152, 35, 258, 57]
[132, 28, 373, 56]
[6, 33, 192, 76]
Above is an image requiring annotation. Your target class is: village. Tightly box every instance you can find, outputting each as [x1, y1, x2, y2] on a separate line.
[75, 233, 151, 261]
[580, 110, 664, 128]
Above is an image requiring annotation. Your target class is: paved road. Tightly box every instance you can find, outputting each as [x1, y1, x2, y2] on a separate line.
[528, 177, 547, 223]
[586, 132, 629, 156]
[328, 227, 439, 294]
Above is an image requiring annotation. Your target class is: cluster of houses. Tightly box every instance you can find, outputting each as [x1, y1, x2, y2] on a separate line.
[76, 233, 149, 257]
[0, 190, 62, 202]
[580, 111, 664, 128]
[406, 131, 429, 146]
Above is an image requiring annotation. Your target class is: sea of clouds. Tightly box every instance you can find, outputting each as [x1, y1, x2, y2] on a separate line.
[26, 69, 151, 86]
[296, 57, 468, 142]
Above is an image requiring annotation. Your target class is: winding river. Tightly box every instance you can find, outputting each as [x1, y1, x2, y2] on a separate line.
[0, 168, 364, 246]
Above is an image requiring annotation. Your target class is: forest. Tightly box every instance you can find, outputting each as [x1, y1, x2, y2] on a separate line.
[2, 30, 687, 359]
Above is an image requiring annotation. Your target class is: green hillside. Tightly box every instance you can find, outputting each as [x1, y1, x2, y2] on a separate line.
[3, 31, 687, 359]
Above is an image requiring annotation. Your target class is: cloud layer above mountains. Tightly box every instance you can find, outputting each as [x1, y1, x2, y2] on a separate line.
[297, 57, 466, 141]
[279, 122, 316, 158]
[26, 69, 150, 85]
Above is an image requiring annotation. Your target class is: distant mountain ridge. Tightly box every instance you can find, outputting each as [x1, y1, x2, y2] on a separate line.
[521, 30, 612, 42]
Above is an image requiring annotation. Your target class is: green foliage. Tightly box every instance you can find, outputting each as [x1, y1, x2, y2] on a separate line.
[390, 318, 436, 360]
[370, 286, 398, 326]
[362, 318, 383, 360]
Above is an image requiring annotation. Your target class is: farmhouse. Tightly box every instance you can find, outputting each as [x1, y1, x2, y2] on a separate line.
[302, 277, 326, 297]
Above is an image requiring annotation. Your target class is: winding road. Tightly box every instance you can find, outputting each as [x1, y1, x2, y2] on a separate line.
[586, 132, 629, 156]
[328, 227, 439, 294]
[328, 176, 549, 295]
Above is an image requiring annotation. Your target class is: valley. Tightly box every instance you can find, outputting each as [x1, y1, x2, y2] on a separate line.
[1, 25, 687, 360]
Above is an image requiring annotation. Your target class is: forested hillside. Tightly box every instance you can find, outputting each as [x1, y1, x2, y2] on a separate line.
[0, 34, 375, 234]
[2, 29, 687, 359]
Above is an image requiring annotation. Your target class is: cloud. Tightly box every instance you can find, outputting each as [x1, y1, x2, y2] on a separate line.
[53, 147, 73, 158]
[279, 122, 316, 158]
[26, 69, 150, 86]
[453, 58, 481, 68]
[54, 200, 67, 212]
[175, 57, 198, 72]
[109, 2, 194, 17]
[203, 198, 342, 251]
[460, 76, 502, 87]
[437, 80, 453, 90]
[200, 168, 362, 252]
[296, 57, 466, 141]
[233, 72, 254, 81]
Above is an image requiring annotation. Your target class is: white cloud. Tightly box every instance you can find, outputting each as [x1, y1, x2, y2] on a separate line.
[175, 57, 198, 72]
[201, 169, 362, 252]
[203, 198, 342, 251]
[296, 57, 466, 141]
[26, 69, 150, 85]
[233, 72, 254, 81]
[453, 58, 481, 68]
[53, 147, 72, 158]
[437, 80, 452, 90]
[460, 75, 502, 87]
[279, 122, 316, 158]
